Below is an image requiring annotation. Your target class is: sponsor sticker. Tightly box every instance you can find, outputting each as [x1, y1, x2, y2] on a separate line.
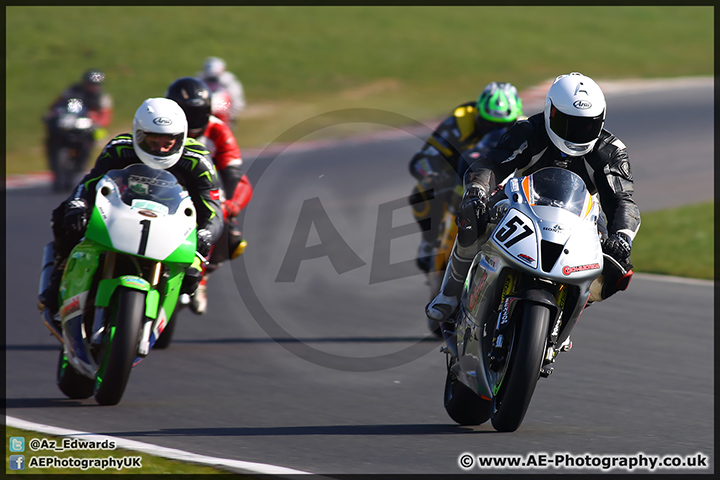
[562, 263, 601, 275]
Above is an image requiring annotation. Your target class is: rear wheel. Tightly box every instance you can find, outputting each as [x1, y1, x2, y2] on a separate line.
[444, 366, 492, 426]
[93, 287, 145, 405]
[56, 348, 94, 399]
[490, 303, 550, 432]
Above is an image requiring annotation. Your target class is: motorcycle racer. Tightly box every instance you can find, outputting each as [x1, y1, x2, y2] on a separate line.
[197, 56, 246, 128]
[38, 98, 224, 321]
[43, 69, 114, 190]
[426, 72, 641, 325]
[409, 82, 524, 273]
[166, 77, 254, 314]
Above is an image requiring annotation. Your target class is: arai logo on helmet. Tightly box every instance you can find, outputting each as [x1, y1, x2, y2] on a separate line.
[573, 100, 592, 109]
[152, 117, 173, 126]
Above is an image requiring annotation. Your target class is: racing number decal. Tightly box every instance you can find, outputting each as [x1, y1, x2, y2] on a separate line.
[138, 219, 151, 256]
[495, 215, 533, 248]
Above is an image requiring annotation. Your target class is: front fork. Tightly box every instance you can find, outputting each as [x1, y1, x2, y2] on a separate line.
[137, 261, 162, 356]
[89, 253, 164, 358]
[488, 276, 563, 376]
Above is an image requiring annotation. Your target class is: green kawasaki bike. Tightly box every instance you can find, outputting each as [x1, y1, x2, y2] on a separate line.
[39, 164, 201, 405]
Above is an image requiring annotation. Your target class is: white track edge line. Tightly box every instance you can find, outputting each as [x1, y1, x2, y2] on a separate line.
[6, 415, 314, 476]
[632, 272, 714, 286]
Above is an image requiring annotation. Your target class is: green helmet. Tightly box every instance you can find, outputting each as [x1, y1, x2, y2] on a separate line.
[477, 82, 523, 123]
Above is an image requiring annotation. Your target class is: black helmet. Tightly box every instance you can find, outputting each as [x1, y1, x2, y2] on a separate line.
[165, 77, 212, 134]
[82, 69, 105, 85]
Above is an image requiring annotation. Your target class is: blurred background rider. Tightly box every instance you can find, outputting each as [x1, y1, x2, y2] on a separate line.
[408, 82, 524, 273]
[42, 69, 114, 189]
[197, 56, 246, 129]
[166, 76, 253, 315]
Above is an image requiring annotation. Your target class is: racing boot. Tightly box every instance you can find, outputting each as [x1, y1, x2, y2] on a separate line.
[38, 246, 66, 339]
[425, 242, 472, 326]
[189, 274, 208, 315]
[228, 228, 247, 259]
[38, 256, 65, 317]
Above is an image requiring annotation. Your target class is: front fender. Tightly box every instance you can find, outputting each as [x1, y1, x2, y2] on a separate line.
[503, 288, 560, 330]
[96, 275, 159, 319]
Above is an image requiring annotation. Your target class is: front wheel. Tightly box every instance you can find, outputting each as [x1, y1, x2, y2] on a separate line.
[56, 348, 94, 399]
[93, 287, 145, 405]
[444, 367, 492, 426]
[490, 303, 550, 432]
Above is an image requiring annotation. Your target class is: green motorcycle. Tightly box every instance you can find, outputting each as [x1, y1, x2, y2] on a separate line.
[39, 164, 200, 405]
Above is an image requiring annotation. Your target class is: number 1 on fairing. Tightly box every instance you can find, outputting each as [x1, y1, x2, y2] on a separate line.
[138, 219, 151, 255]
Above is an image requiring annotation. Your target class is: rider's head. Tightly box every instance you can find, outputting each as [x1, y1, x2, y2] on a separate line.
[202, 56, 226, 81]
[81, 69, 104, 94]
[476, 82, 523, 128]
[544, 72, 606, 156]
[165, 77, 212, 138]
[132, 98, 187, 170]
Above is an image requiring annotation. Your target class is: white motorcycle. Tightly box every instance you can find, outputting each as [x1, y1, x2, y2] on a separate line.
[441, 167, 613, 432]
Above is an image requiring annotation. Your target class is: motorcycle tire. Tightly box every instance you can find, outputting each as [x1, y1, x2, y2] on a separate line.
[56, 348, 94, 399]
[490, 303, 550, 432]
[93, 287, 145, 406]
[444, 368, 492, 426]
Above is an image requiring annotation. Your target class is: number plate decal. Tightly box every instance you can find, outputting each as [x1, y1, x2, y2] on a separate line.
[493, 209, 538, 268]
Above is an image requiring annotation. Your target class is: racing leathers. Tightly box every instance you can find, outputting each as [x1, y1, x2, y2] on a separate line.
[429, 112, 641, 321]
[43, 83, 114, 189]
[45, 82, 114, 129]
[40, 134, 224, 314]
[409, 101, 517, 272]
[194, 114, 253, 270]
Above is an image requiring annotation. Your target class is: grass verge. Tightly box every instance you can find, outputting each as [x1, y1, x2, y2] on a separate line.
[5, 6, 713, 174]
[631, 201, 714, 280]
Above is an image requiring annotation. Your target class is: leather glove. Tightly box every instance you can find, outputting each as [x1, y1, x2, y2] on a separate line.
[456, 185, 489, 247]
[196, 228, 214, 258]
[63, 198, 89, 236]
[599, 232, 634, 300]
[603, 232, 633, 269]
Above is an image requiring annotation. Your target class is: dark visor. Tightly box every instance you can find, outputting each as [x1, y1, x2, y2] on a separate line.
[549, 105, 604, 144]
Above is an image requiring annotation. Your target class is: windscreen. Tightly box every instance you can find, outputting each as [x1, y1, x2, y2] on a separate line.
[530, 167, 588, 216]
[105, 164, 188, 214]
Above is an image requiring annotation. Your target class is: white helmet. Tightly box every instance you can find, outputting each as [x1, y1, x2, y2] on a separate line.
[203, 56, 226, 78]
[544, 72, 606, 156]
[132, 98, 187, 169]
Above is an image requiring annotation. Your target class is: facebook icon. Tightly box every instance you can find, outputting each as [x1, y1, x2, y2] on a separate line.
[9, 455, 25, 470]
